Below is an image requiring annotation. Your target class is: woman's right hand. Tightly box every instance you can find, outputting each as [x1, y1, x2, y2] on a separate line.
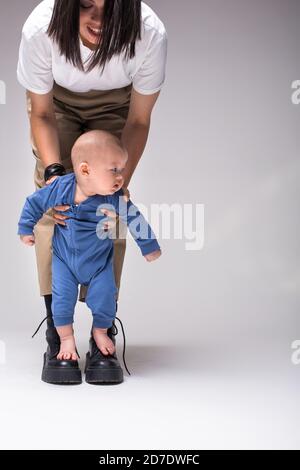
[52, 205, 70, 226]
[45, 175, 70, 226]
[45, 174, 60, 185]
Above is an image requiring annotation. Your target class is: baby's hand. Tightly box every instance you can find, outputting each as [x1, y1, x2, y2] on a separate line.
[20, 234, 35, 246]
[144, 249, 162, 262]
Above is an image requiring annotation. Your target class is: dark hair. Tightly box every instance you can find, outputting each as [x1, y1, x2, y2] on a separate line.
[47, 0, 142, 72]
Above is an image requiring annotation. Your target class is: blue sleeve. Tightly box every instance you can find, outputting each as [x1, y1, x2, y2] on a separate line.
[110, 190, 161, 256]
[17, 178, 61, 236]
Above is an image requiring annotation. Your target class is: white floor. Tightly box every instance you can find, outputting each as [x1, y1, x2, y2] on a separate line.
[0, 327, 299, 450]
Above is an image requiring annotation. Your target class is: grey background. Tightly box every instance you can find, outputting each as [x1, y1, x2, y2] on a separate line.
[0, 0, 299, 449]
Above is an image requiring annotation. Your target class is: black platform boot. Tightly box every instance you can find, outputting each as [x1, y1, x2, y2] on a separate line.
[32, 295, 82, 385]
[85, 309, 130, 385]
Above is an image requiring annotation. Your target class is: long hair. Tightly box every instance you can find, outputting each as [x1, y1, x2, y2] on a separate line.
[47, 0, 142, 72]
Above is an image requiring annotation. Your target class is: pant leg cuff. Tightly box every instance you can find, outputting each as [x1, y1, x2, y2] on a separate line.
[54, 316, 74, 327]
[92, 317, 114, 329]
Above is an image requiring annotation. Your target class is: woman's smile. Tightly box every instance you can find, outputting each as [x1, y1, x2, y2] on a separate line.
[87, 25, 102, 40]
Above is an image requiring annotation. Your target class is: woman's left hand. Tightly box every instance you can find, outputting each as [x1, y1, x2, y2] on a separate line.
[100, 187, 130, 232]
[122, 187, 130, 202]
[100, 208, 118, 232]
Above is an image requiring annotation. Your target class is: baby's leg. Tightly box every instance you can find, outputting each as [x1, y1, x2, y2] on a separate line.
[56, 324, 78, 361]
[52, 252, 79, 360]
[85, 261, 118, 356]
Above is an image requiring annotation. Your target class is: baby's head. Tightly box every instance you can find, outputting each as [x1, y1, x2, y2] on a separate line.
[71, 130, 128, 196]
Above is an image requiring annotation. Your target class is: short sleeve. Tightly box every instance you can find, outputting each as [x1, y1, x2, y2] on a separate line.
[17, 29, 54, 95]
[133, 31, 168, 95]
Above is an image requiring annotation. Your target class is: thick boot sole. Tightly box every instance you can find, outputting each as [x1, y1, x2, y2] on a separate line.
[41, 353, 82, 385]
[85, 352, 123, 384]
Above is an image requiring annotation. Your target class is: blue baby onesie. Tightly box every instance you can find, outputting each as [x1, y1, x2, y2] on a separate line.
[17, 173, 160, 329]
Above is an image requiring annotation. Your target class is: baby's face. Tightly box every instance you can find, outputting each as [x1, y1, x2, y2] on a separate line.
[88, 148, 127, 196]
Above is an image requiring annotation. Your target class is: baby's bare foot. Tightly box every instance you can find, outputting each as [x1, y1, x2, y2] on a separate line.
[93, 327, 115, 356]
[57, 335, 78, 361]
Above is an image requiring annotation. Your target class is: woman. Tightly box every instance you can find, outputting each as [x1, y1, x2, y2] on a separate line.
[17, 0, 167, 384]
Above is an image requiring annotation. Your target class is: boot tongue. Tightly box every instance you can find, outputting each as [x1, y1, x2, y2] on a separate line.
[46, 326, 61, 357]
[107, 324, 117, 344]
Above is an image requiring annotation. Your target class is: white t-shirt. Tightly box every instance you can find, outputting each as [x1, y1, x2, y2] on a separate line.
[17, 0, 168, 95]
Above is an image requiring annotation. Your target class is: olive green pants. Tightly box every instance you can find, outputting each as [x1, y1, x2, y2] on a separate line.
[26, 81, 132, 301]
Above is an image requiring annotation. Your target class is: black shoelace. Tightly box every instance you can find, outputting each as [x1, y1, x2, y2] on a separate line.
[31, 315, 131, 375]
[31, 315, 50, 338]
[111, 317, 131, 376]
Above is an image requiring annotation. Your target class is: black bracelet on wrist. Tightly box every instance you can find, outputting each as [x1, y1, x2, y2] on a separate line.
[44, 163, 66, 182]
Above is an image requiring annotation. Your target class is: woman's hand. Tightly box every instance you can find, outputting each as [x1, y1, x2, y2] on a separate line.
[45, 175, 59, 185]
[52, 205, 71, 226]
[45, 175, 71, 226]
[100, 208, 118, 232]
[99, 187, 130, 232]
[122, 187, 130, 202]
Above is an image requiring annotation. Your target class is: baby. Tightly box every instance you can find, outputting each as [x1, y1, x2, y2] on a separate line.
[18, 130, 161, 362]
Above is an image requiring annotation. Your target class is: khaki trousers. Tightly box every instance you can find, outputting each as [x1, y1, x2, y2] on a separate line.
[26, 81, 132, 301]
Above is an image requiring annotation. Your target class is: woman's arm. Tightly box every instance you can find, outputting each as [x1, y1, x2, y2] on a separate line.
[27, 90, 70, 226]
[27, 90, 61, 168]
[121, 88, 160, 188]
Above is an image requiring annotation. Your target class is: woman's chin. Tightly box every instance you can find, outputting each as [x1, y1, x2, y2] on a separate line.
[80, 33, 98, 49]
[82, 26, 102, 46]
